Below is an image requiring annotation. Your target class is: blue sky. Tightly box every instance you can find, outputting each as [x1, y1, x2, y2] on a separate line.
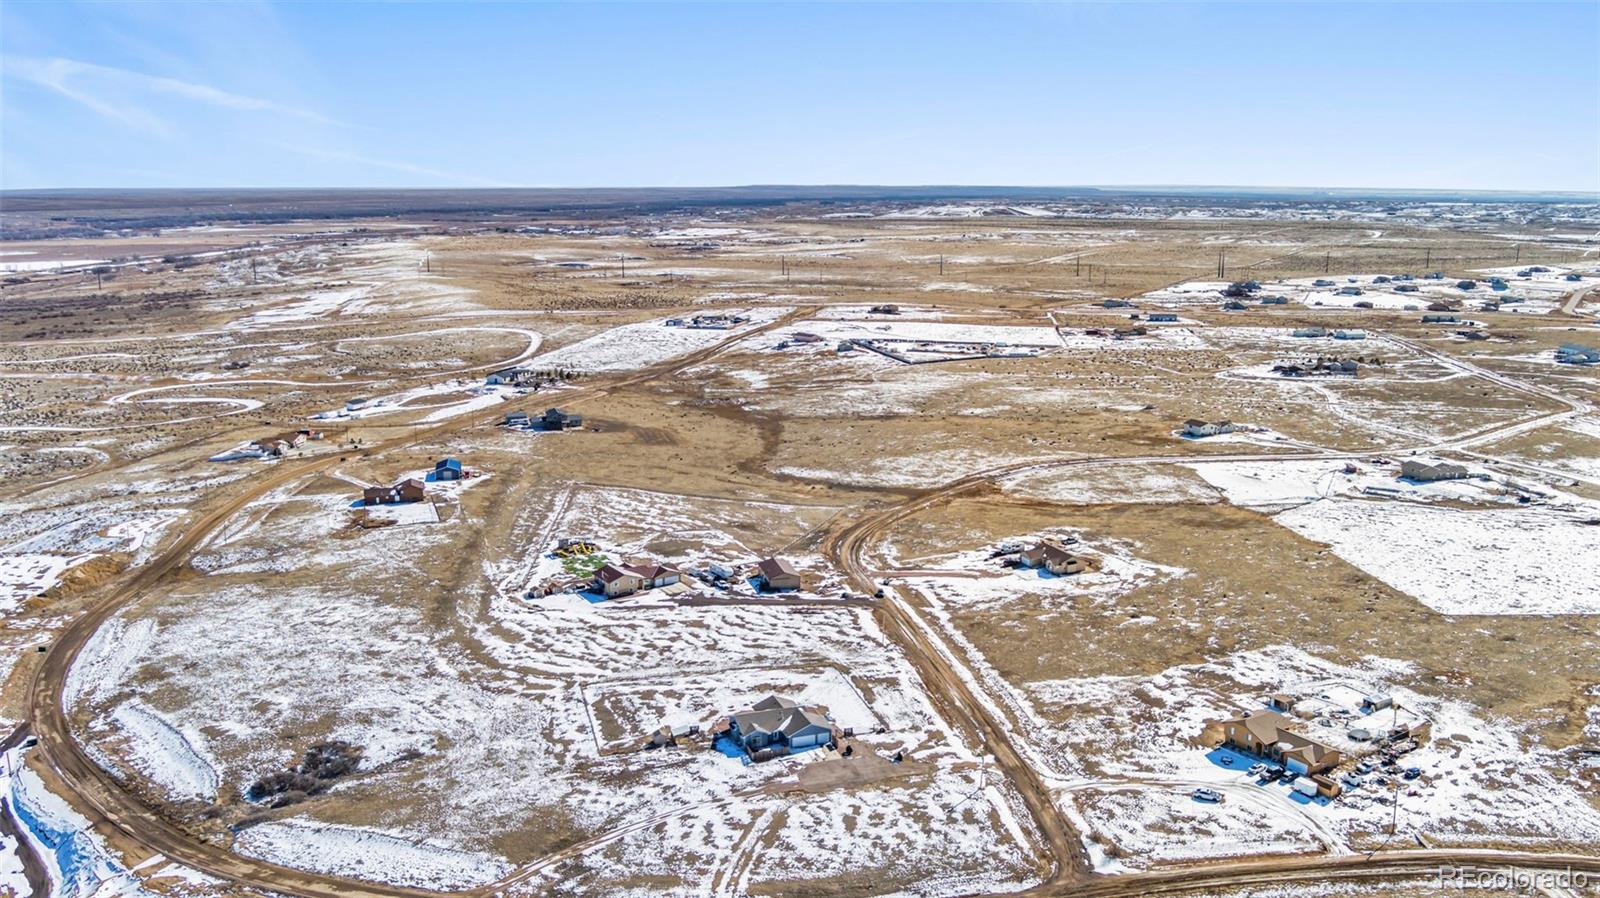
[2, 1, 1596, 191]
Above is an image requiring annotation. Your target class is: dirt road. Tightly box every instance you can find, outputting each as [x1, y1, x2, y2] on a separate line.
[817, 341, 1600, 893]
[19, 300, 1600, 898]
[22, 308, 810, 898]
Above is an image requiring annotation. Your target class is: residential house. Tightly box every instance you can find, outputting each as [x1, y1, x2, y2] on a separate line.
[1312, 279, 1336, 288]
[790, 332, 823, 344]
[1556, 344, 1600, 365]
[596, 561, 686, 598]
[486, 366, 538, 387]
[1333, 329, 1366, 340]
[1400, 459, 1469, 482]
[595, 564, 645, 598]
[1183, 419, 1237, 438]
[433, 458, 464, 481]
[1291, 327, 1329, 338]
[503, 410, 530, 427]
[251, 431, 308, 457]
[1149, 313, 1179, 323]
[869, 304, 900, 315]
[363, 478, 426, 506]
[1337, 286, 1363, 296]
[1259, 296, 1289, 305]
[1455, 280, 1477, 291]
[1213, 710, 1343, 775]
[1101, 299, 1132, 308]
[625, 563, 683, 590]
[1221, 300, 1248, 311]
[1017, 540, 1086, 575]
[755, 557, 802, 592]
[1361, 693, 1394, 713]
[727, 696, 834, 755]
[541, 408, 583, 430]
[1421, 314, 1459, 324]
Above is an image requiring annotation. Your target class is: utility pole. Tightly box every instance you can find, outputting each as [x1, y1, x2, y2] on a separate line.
[1218, 250, 1225, 279]
[1324, 252, 1330, 274]
[1514, 245, 1520, 264]
[620, 254, 625, 278]
[1075, 254, 1082, 277]
[1424, 248, 1431, 270]
[939, 254, 944, 277]
[251, 256, 258, 285]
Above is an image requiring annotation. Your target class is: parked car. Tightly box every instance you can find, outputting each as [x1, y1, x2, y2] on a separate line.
[1355, 761, 1375, 774]
[1192, 788, 1224, 803]
[1342, 774, 1365, 789]
[1247, 763, 1267, 777]
[1403, 767, 1422, 780]
[1281, 771, 1300, 785]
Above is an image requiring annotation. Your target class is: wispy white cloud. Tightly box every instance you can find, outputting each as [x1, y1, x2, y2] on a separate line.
[3, 55, 337, 134]
[277, 144, 517, 188]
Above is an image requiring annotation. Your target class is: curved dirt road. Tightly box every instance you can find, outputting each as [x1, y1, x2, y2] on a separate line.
[23, 309, 810, 898]
[21, 301, 1600, 898]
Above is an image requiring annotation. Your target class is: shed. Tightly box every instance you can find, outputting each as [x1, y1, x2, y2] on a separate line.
[434, 458, 464, 481]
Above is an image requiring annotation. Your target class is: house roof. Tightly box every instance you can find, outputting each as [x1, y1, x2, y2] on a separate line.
[1222, 710, 1338, 762]
[596, 564, 640, 584]
[731, 696, 831, 740]
[757, 557, 799, 580]
[436, 458, 462, 470]
[1022, 539, 1076, 566]
[625, 563, 678, 581]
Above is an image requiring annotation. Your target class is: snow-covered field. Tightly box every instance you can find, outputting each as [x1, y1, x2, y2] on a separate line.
[894, 529, 1189, 612]
[524, 308, 788, 374]
[779, 318, 1059, 346]
[1072, 786, 1323, 871]
[1192, 458, 1600, 614]
[1033, 645, 1600, 855]
[1139, 268, 1597, 317]
[1274, 499, 1600, 615]
[586, 665, 879, 752]
[234, 820, 510, 890]
[1001, 464, 1222, 506]
[0, 492, 190, 617]
[60, 472, 1034, 895]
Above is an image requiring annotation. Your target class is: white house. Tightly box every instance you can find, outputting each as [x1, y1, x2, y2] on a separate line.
[1183, 419, 1237, 438]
